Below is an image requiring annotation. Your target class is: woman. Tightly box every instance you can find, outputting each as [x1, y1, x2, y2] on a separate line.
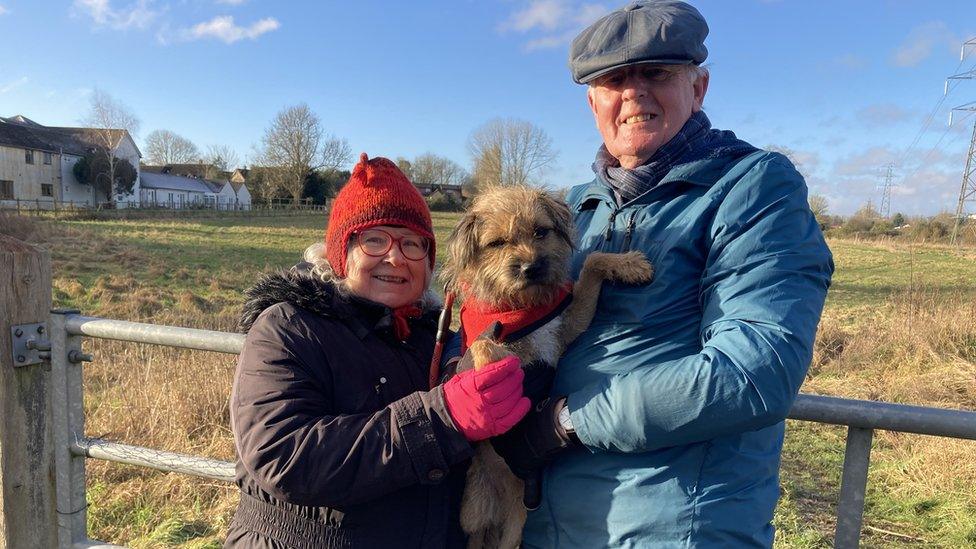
[225, 154, 529, 548]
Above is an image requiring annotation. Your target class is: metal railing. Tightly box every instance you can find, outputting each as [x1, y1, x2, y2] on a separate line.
[44, 312, 976, 548]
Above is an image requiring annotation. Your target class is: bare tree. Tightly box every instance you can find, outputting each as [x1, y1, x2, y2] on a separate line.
[808, 194, 829, 218]
[244, 167, 288, 204]
[320, 135, 352, 173]
[808, 194, 830, 228]
[204, 144, 240, 178]
[144, 130, 199, 165]
[83, 89, 141, 200]
[257, 104, 323, 205]
[411, 153, 468, 188]
[395, 157, 414, 180]
[468, 118, 556, 189]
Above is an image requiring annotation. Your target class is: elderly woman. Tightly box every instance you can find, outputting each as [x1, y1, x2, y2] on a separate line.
[225, 154, 529, 548]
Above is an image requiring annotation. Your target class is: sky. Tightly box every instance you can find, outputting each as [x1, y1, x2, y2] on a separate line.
[1, 0, 975, 216]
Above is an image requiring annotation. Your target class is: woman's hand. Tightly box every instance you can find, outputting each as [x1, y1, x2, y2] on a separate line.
[443, 356, 530, 442]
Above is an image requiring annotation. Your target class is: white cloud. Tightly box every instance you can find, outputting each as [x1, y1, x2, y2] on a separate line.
[0, 76, 28, 94]
[72, 0, 159, 30]
[891, 21, 961, 67]
[834, 146, 900, 177]
[856, 103, 916, 128]
[0, 5, 8, 16]
[180, 15, 279, 44]
[215, 0, 246, 5]
[500, 1, 608, 50]
[504, 0, 569, 32]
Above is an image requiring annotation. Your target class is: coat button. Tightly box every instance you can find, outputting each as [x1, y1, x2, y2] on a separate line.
[427, 469, 445, 482]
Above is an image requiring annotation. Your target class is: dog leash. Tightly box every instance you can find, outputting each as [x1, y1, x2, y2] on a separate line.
[428, 287, 455, 389]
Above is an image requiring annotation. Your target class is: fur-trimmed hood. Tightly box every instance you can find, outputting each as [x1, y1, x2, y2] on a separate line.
[239, 263, 442, 334]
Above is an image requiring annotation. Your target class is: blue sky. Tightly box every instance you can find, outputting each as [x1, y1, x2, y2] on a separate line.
[2, 0, 975, 215]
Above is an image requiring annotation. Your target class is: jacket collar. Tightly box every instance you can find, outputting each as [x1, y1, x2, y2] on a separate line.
[576, 151, 761, 211]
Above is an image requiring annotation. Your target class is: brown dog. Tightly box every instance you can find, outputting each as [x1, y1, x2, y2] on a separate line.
[441, 185, 652, 548]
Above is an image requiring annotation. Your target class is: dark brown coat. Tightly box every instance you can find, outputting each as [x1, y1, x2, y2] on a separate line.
[225, 267, 473, 548]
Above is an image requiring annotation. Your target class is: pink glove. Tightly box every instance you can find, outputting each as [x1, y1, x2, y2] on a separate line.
[443, 356, 531, 442]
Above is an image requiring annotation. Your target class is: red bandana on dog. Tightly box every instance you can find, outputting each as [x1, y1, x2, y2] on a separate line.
[459, 283, 574, 352]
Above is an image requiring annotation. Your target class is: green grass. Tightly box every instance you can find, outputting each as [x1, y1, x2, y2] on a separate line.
[26, 215, 976, 547]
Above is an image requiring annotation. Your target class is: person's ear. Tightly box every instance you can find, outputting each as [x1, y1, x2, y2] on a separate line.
[692, 71, 709, 113]
[587, 87, 598, 118]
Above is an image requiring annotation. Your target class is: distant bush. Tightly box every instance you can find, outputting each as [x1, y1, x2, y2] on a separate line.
[426, 193, 465, 212]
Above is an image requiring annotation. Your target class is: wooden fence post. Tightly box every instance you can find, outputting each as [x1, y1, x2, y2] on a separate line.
[0, 235, 55, 548]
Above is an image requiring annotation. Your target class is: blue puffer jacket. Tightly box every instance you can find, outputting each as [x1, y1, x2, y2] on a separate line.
[522, 149, 834, 548]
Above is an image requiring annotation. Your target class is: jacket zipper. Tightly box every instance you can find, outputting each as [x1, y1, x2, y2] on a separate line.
[622, 211, 637, 251]
[602, 209, 618, 250]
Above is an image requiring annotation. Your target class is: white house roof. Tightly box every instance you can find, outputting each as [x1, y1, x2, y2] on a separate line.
[140, 172, 216, 193]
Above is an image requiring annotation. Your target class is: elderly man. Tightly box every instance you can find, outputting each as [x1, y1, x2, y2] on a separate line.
[491, 1, 834, 547]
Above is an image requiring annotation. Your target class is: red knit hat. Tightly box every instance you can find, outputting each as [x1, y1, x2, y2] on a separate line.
[325, 153, 434, 277]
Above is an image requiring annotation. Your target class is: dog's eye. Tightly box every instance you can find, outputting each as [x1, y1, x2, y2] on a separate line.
[533, 228, 550, 239]
[486, 239, 506, 248]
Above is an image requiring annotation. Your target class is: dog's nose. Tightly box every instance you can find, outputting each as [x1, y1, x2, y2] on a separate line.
[519, 261, 545, 281]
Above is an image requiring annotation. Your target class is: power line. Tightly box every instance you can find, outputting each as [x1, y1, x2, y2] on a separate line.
[896, 55, 971, 171]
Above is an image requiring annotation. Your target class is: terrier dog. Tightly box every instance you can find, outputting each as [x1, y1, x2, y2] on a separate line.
[440, 185, 653, 548]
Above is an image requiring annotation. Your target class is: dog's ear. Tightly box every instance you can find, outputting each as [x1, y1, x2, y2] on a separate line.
[440, 210, 480, 292]
[539, 192, 575, 248]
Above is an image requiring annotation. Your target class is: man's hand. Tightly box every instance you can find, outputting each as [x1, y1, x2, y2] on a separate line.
[490, 396, 578, 478]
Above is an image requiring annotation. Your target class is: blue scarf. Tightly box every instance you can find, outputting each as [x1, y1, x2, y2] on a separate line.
[593, 111, 757, 205]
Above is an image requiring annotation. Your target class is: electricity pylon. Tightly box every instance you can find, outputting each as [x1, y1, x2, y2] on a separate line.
[878, 164, 895, 218]
[947, 38, 976, 245]
[951, 111, 976, 244]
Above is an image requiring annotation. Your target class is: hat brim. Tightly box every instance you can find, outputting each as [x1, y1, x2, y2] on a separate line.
[576, 58, 697, 85]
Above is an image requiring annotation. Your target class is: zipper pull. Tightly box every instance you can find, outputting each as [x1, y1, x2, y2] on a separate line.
[603, 210, 618, 242]
[622, 212, 637, 251]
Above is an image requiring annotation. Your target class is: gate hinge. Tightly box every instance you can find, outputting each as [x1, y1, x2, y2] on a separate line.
[10, 322, 50, 368]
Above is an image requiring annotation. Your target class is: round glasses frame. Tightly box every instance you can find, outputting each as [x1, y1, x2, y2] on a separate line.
[354, 229, 430, 261]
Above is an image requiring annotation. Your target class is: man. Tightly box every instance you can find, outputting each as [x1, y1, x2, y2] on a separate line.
[491, 1, 834, 546]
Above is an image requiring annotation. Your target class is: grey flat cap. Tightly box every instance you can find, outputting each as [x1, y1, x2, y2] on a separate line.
[569, 0, 708, 84]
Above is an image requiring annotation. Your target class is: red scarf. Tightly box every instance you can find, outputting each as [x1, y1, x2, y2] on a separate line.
[392, 305, 422, 341]
[459, 283, 573, 352]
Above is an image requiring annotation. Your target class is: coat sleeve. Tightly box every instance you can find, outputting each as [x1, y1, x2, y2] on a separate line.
[231, 308, 473, 507]
[568, 154, 834, 453]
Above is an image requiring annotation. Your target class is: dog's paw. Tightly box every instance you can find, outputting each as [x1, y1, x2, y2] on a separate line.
[583, 251, 653, 285]
[470, 339, 514, 370]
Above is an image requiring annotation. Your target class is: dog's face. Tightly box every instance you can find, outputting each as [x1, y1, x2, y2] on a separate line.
[442, 186, 575, 309]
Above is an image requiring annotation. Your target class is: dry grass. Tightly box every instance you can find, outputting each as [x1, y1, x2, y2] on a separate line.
[799, 288, 976, 545]
[82, 309, 241, 547]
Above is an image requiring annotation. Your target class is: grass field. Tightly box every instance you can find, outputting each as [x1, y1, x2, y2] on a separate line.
[6, 212, 976, 547]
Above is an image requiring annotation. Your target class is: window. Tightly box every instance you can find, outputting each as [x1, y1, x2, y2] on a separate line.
[25, 150, 34, 164]
[43, 152, 52, 165]
[41, 184, 53, 197]
[0, 180, 12, 200]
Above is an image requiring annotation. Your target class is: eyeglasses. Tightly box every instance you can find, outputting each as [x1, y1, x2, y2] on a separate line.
[354, 228, 430, 261]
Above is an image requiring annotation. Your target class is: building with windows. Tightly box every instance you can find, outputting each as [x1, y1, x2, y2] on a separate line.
[0, 115, 142, 208]
[139, 172, 251, 210]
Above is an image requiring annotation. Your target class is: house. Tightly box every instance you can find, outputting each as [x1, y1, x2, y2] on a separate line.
[139, 172, 251, 210]
[228, 179, 252, 209]
[142, 163, 232, 181]
[139, 172, 213, 208]
[414, 182, 464, 202]
[0, 115, 141, 208]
